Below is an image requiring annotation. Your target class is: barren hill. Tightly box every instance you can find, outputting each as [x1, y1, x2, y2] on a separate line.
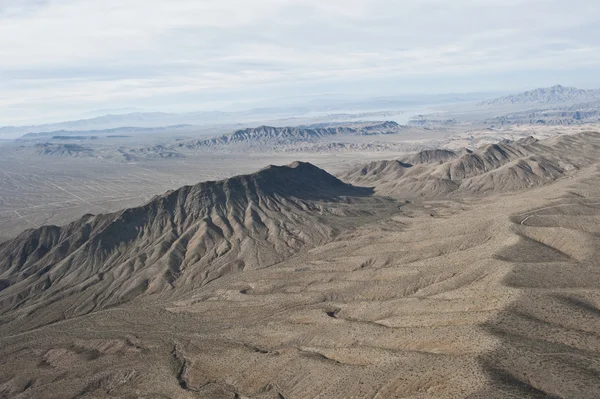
[33, 143, 95, 157]
[341, 131, 600, 197]
[123, 145, 185, 159]
[0, 162, 391, 329]
[400, 148, 461, 165]
[3, 132, 600, 398]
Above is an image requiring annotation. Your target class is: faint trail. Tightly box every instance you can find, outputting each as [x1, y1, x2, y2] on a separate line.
[46, 182, 110, 212]
[519, 200, 600, 225]
[2, 168, 97, 205]
[0, 195, 145, 215]
[13, 210, 37, 228]
[0, 200, 79, 214]
[0, 307, 131, 342]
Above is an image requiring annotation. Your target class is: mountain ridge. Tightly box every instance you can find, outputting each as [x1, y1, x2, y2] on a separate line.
[341, 131, 600, 197]
[180, 121, 402, 148]
[488, 99, 600, 125]
[4, 134, 600, 397]
[0, 162, 388, 329]
[19, 125, 194, 140]
[478, 84, 600, 107]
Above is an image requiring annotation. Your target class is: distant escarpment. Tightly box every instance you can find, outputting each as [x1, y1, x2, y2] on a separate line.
[180, 121, 402, 149]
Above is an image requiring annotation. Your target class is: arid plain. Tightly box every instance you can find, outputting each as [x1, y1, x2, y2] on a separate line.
[1, 120, 600, 398]
[3, 0, 600, 394]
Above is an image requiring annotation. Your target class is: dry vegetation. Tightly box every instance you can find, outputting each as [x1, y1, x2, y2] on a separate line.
[1, 129, 600, 398]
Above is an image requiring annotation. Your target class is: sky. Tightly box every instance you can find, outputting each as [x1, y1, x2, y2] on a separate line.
[1, 0, 600, 125]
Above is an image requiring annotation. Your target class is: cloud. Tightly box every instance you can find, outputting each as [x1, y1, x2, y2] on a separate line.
[1, 0, 599, 124]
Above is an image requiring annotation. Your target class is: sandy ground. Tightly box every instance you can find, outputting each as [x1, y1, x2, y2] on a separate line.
[2, 125, 600, 398]
[1, 158, 600, 397]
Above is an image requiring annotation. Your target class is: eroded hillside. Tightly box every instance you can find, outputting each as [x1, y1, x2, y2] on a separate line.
[2, 132, 600, 398]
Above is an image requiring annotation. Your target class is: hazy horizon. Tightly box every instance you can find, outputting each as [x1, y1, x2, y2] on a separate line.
[0, 89, 506, 128]
[2, 0, 600, 126]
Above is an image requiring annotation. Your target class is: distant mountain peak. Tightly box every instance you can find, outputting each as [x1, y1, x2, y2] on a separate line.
[479, 85, 600, 107]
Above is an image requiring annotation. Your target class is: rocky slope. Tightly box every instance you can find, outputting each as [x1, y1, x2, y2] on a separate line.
[3, 133, 600, 398]
[341, 131, 600, 197]
[3, 154, 600, 398]
[0, 162, 391, 328]
[400, 148, 461, 165]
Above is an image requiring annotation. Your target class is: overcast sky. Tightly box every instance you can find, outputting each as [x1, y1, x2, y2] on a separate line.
[1, 0, 599, 125]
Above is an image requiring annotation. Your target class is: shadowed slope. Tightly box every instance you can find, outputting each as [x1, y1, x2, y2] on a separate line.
[470, 170, 600, 398]
[3, 156, 600, 397]
[0, 162, 388, 327]
[5, 134, 600, 397]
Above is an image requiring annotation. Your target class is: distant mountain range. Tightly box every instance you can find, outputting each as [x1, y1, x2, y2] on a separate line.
[4, 86, 600, 139]
[1, 112, 250, 138]
[488, 100, 600, 126]
[409, 85, 600, 127]
[479, 85, 600, 107]
[180, 121, 403, 149]
[341, 132, 600, 197]
[14, 121, 406, 160]
[18, 125, 195, 140]
[0, 92, 499, 138]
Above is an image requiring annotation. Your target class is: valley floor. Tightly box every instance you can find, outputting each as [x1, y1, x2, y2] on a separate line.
[2, 163, 600, 398]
